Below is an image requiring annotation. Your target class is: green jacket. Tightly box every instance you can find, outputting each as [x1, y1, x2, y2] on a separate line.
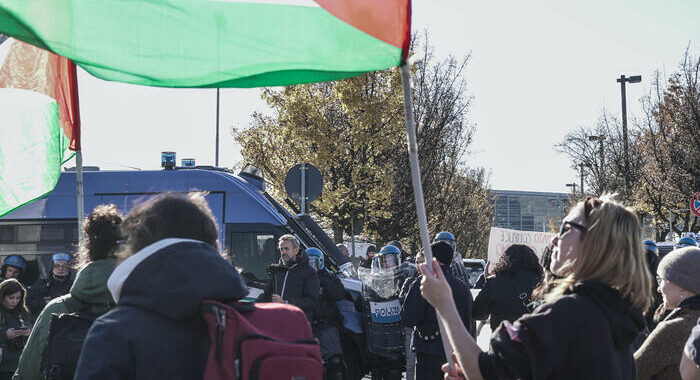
[12, 258, 116, 380]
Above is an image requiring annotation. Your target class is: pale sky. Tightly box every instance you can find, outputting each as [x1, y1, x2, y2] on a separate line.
[73, 0, 699, 193]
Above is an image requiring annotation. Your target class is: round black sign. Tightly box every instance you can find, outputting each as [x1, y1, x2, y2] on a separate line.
[284, 163, 323, 205]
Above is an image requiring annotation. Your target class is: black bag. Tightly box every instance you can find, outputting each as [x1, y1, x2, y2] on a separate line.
[42, 297, 99, 380]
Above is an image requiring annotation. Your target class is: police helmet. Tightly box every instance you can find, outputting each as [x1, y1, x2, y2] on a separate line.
[434, 231, 456, 250]
[675, 237, 698, 249]
[372, 245, 401, 272]
[3, 255, 26, 272]
[643, 239, 658, 255]
[305, 248, 324, 271]
[51, 252, 71, 266]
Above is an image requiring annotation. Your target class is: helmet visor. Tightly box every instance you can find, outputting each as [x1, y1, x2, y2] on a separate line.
[309, 257, 321, 271]
[372, 253, 400, 271]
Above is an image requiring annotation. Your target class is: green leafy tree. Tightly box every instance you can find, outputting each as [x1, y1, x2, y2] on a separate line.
[235, 37, 493, 256]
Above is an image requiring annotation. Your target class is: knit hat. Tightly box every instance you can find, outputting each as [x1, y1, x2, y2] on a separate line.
[657, 247, 700, 294]
[431, 241, 453, 266]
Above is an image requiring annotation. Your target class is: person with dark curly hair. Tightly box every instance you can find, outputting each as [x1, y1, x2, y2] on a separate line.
[472, 244, 543, 330]
[74, 193, 248, 380]
[13, 204, 124, 380]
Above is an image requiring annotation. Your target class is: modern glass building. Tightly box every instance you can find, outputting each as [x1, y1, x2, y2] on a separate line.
[490, 190, 571, 232]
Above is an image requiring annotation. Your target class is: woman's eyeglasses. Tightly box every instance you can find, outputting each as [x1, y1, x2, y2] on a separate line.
[558, 220, 587, 236]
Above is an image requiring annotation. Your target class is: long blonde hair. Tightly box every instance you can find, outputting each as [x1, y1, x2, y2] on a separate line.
[545, 194, 652, 312]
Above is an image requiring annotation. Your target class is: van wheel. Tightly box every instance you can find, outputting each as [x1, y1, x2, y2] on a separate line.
[341, 337, 363, 380]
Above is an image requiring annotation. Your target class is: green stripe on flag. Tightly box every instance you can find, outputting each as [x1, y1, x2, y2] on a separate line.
[0, 88, 72, 217]
[0, 1, 403, 88]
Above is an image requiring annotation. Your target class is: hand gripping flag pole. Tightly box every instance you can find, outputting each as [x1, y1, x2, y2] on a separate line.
[400, 62, 455, 370]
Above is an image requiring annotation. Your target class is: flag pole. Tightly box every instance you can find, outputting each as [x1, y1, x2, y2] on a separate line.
[69, 60, 84, 246]
[400, 63, 455, 368]
[76, 150, 84, 243]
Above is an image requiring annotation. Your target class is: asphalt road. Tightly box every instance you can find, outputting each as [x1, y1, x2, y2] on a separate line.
[362, 323, 492, 379]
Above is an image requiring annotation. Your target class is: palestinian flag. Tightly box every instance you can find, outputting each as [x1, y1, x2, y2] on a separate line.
[0, 35, 80, 217]
[0, 0, 411, 88]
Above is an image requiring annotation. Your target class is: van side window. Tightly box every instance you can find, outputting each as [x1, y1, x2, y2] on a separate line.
[230, 232, 278, 283]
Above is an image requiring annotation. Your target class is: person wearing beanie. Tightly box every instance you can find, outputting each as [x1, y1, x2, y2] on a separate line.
[400, 241, 473, 380]
[635, 246, 700, 380]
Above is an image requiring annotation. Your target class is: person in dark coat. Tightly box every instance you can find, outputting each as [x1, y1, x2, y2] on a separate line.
[0, 279, 31, 380]
[306, 248, 347, 380]
[258, 234, 320, 321]
[26, 253, 73, 317]
[472, 244, 543, 330]
[400, 241, 473, 380]
[359, 245, 377, 269]
[420, 195, 654, 380]
[74, 193, 249, 380]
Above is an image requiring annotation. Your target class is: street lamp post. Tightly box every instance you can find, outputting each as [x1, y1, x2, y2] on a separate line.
[616, 75, 641, 195]
[579, 163, 592, 197]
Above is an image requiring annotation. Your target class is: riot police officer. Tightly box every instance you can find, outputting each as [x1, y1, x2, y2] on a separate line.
[306, 248, 347, 380]
[360, 245, 408, 380]
[434, 231, 470, 286]
[1, 255, 27, 284]
[26, 252, 74, 316]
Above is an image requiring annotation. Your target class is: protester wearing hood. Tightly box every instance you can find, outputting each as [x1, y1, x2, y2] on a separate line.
[74, 193, 248, 380]
[1, 256, 26, 285]
[635, 246, 700, 380]
[400, 241, 473, 380]
[420, 195, 652, 380]
[472, 244, 543, 330]
[26, 253, 74, 317]
[13, 204, 123, 380]
[258, 234, 319, 321]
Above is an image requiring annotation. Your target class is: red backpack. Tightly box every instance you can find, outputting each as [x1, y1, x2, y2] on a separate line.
[201, 300, 322, 380]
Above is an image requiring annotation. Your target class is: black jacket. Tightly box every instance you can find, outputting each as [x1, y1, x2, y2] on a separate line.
[359, 257, 372, 269]
[473, 269, 542, 330]
[26, 275, 73, 317]
[400, 264, 474, 357]
[478, 280, 645, 380]
[0, 306, 30, 373]
[259, 251, 320, 321]
[74, 239, 248, 380]
[311, 271, 345, 328]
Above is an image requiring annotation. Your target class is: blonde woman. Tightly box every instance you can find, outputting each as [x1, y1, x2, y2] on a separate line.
[419, 195, 652, 380]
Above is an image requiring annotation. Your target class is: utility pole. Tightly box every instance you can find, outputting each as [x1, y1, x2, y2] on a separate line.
[617, 75, 641, 196]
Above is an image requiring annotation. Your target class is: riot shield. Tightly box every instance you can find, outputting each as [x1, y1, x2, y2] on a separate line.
[358, 265, 408, 357]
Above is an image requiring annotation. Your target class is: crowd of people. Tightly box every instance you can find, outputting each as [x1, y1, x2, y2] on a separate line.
[0, 192, 697, 380]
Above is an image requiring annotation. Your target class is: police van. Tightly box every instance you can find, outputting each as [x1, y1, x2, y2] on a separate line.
[0, 163, 368, 378]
